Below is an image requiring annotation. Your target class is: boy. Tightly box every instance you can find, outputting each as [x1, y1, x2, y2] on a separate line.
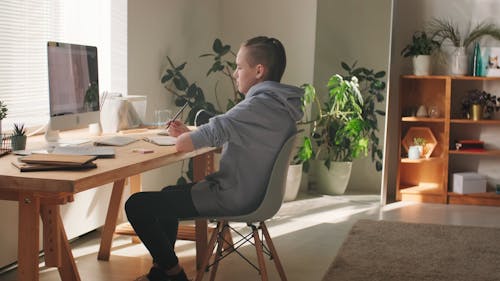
[126, 36, 304, 281]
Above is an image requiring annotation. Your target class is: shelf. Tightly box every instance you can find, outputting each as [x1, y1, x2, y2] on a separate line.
[398, 75, 500, 207]
[399, 184, 443, 195]
[402, 117, 445, 123]
[451, 76, 500, 81]
[449, 149, 500, 156]
[448, 191, 500, 206]
[402, 75, 500, 81]
[451, 119, 500, 125]
[401, 157, 442, 163]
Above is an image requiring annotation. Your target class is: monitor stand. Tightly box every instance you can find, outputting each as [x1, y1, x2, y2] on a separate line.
[44, 123, 91, 145]
[44, 124, 60, 143]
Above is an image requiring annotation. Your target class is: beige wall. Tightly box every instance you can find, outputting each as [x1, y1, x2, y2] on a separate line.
[314, 0, 393, 194]
[128, 0, 317, 190]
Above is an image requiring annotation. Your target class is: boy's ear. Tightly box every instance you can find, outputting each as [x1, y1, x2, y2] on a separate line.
[255, 64, 266, 80]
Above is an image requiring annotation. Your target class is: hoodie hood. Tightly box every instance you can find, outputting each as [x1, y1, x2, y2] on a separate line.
[246, 81, 304, 122]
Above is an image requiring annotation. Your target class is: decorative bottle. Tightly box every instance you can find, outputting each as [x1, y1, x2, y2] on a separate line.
[472, 42, 483, 76]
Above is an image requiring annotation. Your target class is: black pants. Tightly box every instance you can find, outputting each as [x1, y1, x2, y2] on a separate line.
[125, 183, 199, 270]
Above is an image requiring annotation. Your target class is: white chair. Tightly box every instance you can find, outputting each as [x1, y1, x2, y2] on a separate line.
[195, 133, 298, 281]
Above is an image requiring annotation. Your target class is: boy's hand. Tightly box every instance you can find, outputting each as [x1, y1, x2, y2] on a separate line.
[167, 120, 190, 137]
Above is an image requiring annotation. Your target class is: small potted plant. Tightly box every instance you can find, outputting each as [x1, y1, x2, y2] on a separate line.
[11, 123, 27, 151]
[0, 101, 7, 136]
[408, 137, 426, 159]
[461, 89, 500, 120]
[401, 31, 440, 76]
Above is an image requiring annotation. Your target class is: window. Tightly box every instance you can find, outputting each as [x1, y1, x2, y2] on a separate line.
[0, 0, 126, 132]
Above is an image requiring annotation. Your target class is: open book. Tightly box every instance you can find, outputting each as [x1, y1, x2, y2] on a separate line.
[143, 136, 176, 146]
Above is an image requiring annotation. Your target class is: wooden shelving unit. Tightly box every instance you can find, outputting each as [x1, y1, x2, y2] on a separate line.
[397, 75, 500, 206]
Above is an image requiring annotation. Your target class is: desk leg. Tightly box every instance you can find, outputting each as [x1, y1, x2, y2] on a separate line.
[41, 205, 81, 281]
[98, 178, 126, 261]
[18, 192, 40, 281]
[194, 219, 208, 270]
[193, 152, 214, 270]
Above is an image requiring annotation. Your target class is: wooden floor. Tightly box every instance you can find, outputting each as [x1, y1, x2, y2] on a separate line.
[1, 192, 500, 281]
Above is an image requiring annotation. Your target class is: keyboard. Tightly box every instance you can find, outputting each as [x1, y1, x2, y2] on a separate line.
[52, 145, 116, 158]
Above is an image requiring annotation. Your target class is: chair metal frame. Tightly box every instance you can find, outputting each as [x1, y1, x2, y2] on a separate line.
[195, 133, 298, 281]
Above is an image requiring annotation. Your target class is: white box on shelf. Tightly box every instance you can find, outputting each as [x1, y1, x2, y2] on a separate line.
[453, 172, 487, 194]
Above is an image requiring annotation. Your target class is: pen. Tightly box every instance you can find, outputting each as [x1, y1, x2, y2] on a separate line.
[165, 102, 189, 130]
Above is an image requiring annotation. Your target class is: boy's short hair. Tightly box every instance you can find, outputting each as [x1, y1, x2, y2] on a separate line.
[243, 36, 286, 82]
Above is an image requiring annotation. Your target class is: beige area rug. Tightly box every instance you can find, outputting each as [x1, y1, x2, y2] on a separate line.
[323, 219, 500, 281]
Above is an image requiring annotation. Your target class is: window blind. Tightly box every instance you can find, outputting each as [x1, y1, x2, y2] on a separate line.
[0, 0, 126, 132]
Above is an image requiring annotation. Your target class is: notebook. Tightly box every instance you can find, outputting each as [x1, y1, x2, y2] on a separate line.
[94, 136, 138, 146]
[12, 160, 97, 172]
[19, 154, 97, 166]
[143, 136, 177, 146]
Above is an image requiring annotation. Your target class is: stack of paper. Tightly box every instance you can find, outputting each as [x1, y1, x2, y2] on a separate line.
[12, 154, 97, 172]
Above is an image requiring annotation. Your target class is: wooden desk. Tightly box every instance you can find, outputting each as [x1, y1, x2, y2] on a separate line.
[0, 131, 215, 281]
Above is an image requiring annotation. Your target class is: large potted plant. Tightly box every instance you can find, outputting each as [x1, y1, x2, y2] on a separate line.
[401, 31, 440, 75]
[427, 19, 500, 75]
[300, 62, 386, 195]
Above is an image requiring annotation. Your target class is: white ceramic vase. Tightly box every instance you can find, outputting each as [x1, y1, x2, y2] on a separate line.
[311, 160, 352, 195]
[284, 163, 303, 202]
[448, 47, 468, 75]
[412, 55, 431, 76]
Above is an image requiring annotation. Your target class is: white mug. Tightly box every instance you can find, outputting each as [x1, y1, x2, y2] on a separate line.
[89, 123, 102, 136]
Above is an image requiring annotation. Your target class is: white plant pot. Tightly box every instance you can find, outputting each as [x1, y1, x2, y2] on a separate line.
[412, 55, 431, 76]
[310, 160, 352, 195]
[284, 163, 303, 202]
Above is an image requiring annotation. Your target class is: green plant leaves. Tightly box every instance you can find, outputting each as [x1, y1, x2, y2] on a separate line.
[212, 38, 231, 56]
[299, 61, 386, 171]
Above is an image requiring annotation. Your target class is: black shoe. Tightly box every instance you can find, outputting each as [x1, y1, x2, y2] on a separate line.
[167, 269, 189, 281]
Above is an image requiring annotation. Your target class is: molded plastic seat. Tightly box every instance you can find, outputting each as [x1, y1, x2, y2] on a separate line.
[195, 132, 298, 281]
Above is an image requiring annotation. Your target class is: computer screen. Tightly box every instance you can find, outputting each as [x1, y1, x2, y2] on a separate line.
[47, 42, 100, 133]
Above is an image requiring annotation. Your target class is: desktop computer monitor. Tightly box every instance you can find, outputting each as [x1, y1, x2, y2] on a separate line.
[47, 42, 100, 136]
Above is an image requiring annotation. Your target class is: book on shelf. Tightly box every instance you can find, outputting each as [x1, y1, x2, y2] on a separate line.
[455, 140, 484, 150]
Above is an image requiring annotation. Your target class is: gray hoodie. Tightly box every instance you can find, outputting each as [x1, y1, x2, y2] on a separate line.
[190, 81, 304, 216]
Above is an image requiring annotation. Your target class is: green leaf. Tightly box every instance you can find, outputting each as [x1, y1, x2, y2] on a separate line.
[374, 71, 386, 78]
[175, 98, 187, 107]
[376, 161, 382, 172]
[175, 62, 186, 71]
[161, 70, 174, 83]
[341, 61, 351, 72]
[199, 53, 215, 57]
[213, 38, 223, 53]
[173, 76, 188, 91]
[186, 84, 198, 98]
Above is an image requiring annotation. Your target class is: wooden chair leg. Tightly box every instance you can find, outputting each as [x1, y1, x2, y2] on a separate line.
[209, 223, 226, 281]
[196, 221, 223, 281]
[261, 222, 287, 281]
[221, 225, 233, 251]
[252, 225, 268, 281]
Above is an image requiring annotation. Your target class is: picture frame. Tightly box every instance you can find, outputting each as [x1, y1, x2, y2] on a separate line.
[481, 46, 500, 77]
